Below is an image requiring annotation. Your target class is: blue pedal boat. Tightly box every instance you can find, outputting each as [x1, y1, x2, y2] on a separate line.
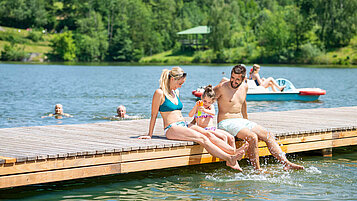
[192, 78, 326, 101]
[246, 78, 326, 101]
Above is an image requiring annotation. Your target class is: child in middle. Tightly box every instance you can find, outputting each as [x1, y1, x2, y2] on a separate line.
[189, 85, 236, 150]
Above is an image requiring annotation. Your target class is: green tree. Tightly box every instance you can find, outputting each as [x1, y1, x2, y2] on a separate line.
[257, 9, 291, 62]
[313, 0, 357, 48]
[49, 31, 76, 61]
[75, 11, 108, 61]
[0, 0, 48, 28]
[208, 0, 231, 52]
[0, 42, 28, 61]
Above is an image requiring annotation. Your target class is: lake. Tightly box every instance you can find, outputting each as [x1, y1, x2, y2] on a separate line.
[0, 64, 356, 200]
[0, 64, 356, 128]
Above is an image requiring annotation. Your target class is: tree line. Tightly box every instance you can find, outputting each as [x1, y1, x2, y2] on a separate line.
[0, 0, 356, 63]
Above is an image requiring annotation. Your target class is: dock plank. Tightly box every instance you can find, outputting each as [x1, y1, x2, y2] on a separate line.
[0, 106, 356, 189]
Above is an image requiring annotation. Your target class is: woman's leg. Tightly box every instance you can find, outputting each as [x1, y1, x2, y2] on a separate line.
[214, 129, 236, 149]
[251, 125, 304, 170]
[166, 126, 248, 170]
[190, 125, 235, 155]
[262, 78, 279, 91]
[266, 77, 285, 91]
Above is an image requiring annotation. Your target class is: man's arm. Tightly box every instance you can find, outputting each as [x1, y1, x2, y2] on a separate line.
[213, 81, 224, 100]
[242, 100, 248, 119]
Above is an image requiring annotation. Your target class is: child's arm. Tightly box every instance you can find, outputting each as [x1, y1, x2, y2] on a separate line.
[188, 101, 199, 117]
[202, 104, 216, 116]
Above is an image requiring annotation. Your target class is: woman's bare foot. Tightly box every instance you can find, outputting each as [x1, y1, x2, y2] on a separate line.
[225, 142, 249, 171]
[234, 142, 249, 161]
[280, 85, 286, 92]
[226, 161, 242, 171]
[283, 162, 304, 171]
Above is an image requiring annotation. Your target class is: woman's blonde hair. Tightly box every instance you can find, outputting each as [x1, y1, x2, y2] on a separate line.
[159, 66, 186, 101]
[252, 64, 260, 73]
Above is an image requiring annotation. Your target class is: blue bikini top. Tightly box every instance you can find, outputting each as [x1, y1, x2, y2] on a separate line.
[159, 91, 183, 112]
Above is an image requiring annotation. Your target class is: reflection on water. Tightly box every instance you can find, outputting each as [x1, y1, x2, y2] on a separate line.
[1, 147, 356, 200]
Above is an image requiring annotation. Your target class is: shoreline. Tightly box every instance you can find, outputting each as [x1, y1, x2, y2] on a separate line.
[1, 61, 356, 68]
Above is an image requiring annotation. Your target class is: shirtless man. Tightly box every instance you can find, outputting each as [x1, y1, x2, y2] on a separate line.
[116, 105, 129, 118]
[214, 64, 304, 171]
[41, 104, 72, 119]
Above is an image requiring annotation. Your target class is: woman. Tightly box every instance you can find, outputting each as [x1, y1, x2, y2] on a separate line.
[139, 67, 248, 171]
[250, 64, 285, 92]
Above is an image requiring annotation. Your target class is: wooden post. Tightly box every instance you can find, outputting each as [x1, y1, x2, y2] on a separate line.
[321, 148, 332, 157]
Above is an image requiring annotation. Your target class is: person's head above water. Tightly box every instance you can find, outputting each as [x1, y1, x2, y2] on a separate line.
[117, 105, 127, 118]
[159, 66, 187, 100]
[54, 104, 64, 115]
[230, 64, 246, 89]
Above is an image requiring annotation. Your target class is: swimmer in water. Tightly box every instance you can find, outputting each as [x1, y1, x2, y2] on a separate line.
[115, 105, 129, 118]
[42, 104, 73, 119]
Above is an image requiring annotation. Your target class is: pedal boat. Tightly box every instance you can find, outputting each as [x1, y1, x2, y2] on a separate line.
[192, 78, 326, 101]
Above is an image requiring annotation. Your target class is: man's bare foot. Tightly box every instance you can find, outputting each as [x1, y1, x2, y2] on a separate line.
[283, 162, 304, 171]
[234, 142, 249, 161]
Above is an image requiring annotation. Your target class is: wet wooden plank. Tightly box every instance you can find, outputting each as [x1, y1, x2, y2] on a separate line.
[0, 107, 356, 189]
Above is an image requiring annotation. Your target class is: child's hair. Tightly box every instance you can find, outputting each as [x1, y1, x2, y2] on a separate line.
[202, 85, 215, 99]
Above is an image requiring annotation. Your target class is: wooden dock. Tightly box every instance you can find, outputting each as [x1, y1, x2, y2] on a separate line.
[0, 107, 356, 189]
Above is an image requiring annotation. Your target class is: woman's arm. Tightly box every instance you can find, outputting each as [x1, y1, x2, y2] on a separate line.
[188, 101, 199, 117]
[139, 89, 163, 139]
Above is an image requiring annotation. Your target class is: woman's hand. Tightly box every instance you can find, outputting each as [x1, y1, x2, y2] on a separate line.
[138, 135, 152, 139]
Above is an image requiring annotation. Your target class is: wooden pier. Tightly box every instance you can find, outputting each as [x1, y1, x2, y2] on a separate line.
[0, 107, 356, 189]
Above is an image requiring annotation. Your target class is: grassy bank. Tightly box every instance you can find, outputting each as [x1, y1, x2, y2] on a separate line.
[0, 27, 53, 61]
[140, 36, 357, 66]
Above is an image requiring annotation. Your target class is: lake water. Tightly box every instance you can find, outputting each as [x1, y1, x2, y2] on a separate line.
[0, 64, 356, 128]
[0, 64, 356, 200]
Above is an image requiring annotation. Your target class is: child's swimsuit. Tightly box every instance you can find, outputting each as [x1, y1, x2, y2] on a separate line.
[194, 111, 216, 131]
[159, 91, 187, 134]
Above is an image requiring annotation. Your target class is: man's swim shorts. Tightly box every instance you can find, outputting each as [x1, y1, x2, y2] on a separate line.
[217, 118, 257, 136]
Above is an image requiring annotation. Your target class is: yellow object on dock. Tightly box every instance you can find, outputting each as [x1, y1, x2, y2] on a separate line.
[0, 107, 356, 189]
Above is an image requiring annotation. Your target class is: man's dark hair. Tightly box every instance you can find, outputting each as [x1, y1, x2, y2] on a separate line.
[231, 64, 246, 78]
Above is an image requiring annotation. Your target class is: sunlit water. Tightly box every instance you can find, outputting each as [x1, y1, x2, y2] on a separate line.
[0, 64, 356, 200]
[0, 147, 356, 200]
[0, 64, 356, 128]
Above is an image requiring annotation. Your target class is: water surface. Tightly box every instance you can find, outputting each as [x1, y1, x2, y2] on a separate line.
[0, 64, 356, 200]
[0, 64, 356, 128]
[0, 147, 356, 200]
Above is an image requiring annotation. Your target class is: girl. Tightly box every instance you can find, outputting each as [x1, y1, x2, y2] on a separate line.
[189, 85, 236, 150]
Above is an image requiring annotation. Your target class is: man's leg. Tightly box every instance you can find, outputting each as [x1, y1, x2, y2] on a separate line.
[251, 125, 304, 170]
[236, 128, 261, 170]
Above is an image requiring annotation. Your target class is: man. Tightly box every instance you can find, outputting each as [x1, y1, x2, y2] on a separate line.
[116, 105, 129, 118]
[41, 104, 72, 119]
[214, 64, 304, 171]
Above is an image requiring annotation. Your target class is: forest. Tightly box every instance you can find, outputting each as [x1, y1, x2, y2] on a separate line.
[0, 0, 356, 64]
